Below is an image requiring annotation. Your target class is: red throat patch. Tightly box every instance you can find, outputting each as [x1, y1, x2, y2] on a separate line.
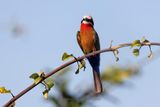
[80, 23, 93, 31]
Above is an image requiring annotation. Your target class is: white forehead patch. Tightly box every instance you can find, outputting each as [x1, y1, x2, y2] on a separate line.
[83, 15, 92, 19]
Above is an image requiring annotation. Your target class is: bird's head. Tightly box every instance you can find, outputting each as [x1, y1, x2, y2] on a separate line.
[81, 15, 94, 26]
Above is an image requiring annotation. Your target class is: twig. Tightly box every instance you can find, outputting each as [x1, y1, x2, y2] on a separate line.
[3, 42, 160, 107]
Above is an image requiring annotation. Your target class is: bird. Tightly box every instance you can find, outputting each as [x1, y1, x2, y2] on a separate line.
[76, 16, 103, 93]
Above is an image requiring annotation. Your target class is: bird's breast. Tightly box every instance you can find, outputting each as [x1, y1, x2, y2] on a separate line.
[80, 29, 95, 54]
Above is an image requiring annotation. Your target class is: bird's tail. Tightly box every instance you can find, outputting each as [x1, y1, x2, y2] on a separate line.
[88, 55, 103, 93]
[92, 66, 103, 94]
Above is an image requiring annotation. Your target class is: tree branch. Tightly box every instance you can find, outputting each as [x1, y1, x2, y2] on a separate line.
[3, 42, 160, 107]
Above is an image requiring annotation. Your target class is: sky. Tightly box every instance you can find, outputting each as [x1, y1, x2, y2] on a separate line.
[0, 0, 160, 107]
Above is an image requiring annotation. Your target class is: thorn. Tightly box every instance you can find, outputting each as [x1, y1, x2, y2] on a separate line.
[109, 40, 113, 48]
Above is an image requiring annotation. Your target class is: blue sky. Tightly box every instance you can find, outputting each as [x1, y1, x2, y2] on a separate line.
[0, 0, 160, 107]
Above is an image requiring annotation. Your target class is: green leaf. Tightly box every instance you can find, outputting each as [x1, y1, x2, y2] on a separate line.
[75, 69, 79, 74]
[0, 87, 11, 94]
[141, 37, 150, 44]
[34, 77, 42, 84]
[30, 71, 45, 84]
[141, 37, 146, 42]
[62, 52, 73, 61]
[45, 79, 54, 90]
[43, 90, 49, 99]
[75, 60, 86, 74]
[79, 59, 86, 70]
[113, 50, 119, 61]
[131, 40, 141, 47]
[133, 49, 140, 56]
[38, 71, 45, 77]
[9, 102, 15, 107]
[29, 73, 39, 79]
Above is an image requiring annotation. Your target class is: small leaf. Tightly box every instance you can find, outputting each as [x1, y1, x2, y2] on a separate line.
[43, 90, 49, 99]
[141, 37, 149, 42]
[141, 37, 146, 42]
[141, 37, 151, 46]
[38, 71, 45, 77]
[30, 71, 45, 84]
[148, 45, 153, 59]
[62, 52, 73, 61]
[141, 38, 150, 45]
[131, 40, 141, 47]
[34, 77, 43, 84]
[148, 53, 153, 59]
[133, 49, 139, 56]
[79, 59, 86, 70]
[115, 57, 119, 62]
[113, 50, 119, 61]
[45, 79, 54, 90]
[75, 69, 79, 74]
[143, 39, 150, 43]
[9, 102, 15, 107]
[0, 87, 11, 94]
[29, 73, 39, 79]
[75, 60, 86, 74]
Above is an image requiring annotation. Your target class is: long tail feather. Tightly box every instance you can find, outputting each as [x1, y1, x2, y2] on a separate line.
[92, 67, 103, 93]
[88, 55, 102, 93]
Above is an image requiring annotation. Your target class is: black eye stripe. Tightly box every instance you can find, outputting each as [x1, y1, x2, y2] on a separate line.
[84, 18, 90, 22]
[81, 18, 94, 25]
[83, 18, 92, 23]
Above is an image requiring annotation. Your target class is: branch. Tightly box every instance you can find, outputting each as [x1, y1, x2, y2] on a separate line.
[3, 42, 160, 107]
